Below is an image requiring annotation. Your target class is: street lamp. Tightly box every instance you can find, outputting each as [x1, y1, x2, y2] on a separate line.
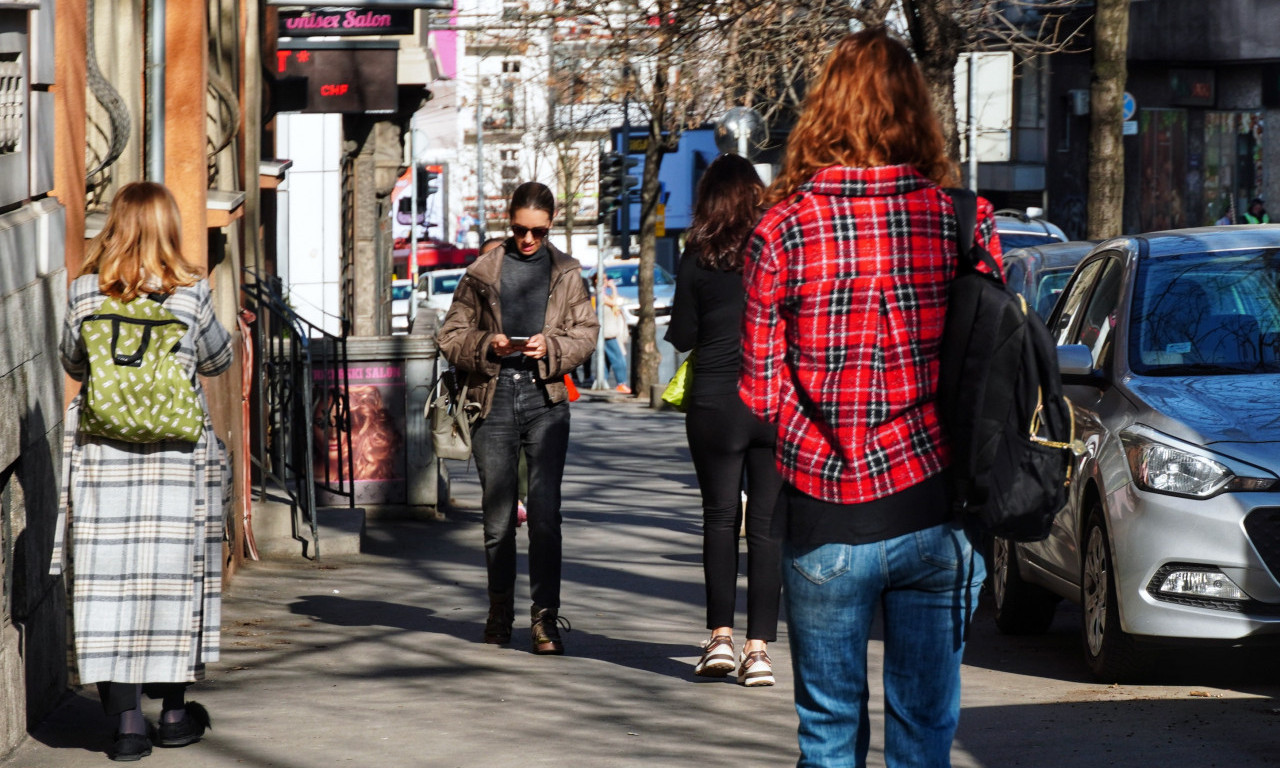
[714, 107, 766, 159]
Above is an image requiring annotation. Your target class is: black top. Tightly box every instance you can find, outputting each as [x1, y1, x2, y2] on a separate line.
[783, 472, 952, 548]
[664, 249, 746, 398]
[499, 240, 550, 342]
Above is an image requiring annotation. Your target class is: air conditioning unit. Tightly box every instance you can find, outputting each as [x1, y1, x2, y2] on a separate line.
[1068, 89, 1090, 116]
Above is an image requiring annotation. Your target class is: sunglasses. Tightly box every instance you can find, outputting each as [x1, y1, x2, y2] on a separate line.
[512, 224, 550, 239]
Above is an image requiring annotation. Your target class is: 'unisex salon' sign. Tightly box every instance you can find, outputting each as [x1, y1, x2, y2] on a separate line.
[280, 8, 414, 37]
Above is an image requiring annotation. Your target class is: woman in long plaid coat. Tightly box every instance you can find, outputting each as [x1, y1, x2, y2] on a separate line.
[50, 182, 232, 762]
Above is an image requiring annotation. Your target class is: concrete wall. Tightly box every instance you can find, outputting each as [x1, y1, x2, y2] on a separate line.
[1130, 0, 1280, 62]
[0, 236, 69, 757]
[1, 0, 73, 757]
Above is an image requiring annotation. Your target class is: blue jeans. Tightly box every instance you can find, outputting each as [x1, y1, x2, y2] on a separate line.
[603, 337, 628, 387]
[472, 369, 571, 609]
[783, 520, 986, 768]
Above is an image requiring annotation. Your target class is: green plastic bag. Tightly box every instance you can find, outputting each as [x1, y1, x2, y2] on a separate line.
[661, 351, 696, 412]
[79, 295, 204, 444]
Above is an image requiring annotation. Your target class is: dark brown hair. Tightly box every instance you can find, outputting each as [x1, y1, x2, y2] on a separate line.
[686, 154, 765, 272]
[768, 27, 956, 204]
[508, 181, 556, 218]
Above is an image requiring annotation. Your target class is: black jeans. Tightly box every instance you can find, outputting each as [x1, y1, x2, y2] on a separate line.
[472, 369, 571, 609]
[685, 391, 783, 641]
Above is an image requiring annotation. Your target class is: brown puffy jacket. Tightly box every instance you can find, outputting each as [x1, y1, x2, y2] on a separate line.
[437, 242, 599, 417]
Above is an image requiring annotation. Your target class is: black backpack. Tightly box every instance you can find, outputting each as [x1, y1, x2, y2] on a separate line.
[937, 189, 1076, 542]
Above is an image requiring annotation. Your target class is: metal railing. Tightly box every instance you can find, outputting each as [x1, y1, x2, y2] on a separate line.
[242, 270, 355, 559]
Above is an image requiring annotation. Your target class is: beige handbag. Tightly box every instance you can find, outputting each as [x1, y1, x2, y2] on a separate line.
[427, 370, 480, 460]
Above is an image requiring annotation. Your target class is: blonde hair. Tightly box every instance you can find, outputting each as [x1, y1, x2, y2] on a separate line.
[80, 181, 201, 300]
[768, 27, 956, 204]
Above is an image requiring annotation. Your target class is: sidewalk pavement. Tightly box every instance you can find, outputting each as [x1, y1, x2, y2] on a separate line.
[8, 399, 1280, 767]
[5, 399, 803, 768]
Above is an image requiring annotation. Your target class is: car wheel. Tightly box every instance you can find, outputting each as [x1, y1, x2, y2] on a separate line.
[1080, 507, 1146, 682]
[992, 537, 1059, 635]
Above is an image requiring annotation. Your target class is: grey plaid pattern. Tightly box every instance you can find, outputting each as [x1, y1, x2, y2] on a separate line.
[52, 275, 232, 684]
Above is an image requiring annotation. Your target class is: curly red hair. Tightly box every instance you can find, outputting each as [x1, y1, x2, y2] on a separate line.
[767, 27, 956, 204]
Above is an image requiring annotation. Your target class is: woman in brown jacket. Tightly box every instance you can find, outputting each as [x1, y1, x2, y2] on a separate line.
[438, 182, 599, 654]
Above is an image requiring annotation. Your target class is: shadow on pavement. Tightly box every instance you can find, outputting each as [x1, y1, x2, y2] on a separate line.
[288, 594, 698, 680]
[959, 697, 1280, 768]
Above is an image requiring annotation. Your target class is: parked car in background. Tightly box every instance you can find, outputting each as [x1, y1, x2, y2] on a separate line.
[415, 268, 466, 325]
[995, 208, 1068, 250]
[390, 278, 415, 333]
[581, 259, 676, 326]
[991, 225, 1280, 681]
[1002, 240, 1099, 319]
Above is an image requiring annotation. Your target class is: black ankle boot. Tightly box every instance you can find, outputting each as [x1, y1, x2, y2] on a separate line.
[530, 604, 570, 655]
[484, 591, 515, 644]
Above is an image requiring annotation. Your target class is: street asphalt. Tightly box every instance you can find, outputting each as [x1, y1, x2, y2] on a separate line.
[4, 398, 1278, 767]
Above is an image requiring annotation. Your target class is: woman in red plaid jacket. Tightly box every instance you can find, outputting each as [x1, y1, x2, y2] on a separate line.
[739, 28, 1000, 768]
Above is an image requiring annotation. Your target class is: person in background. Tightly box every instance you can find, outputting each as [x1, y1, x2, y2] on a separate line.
[1244, 197, 1270, 224]
[438, 182, 598, 654]
[1214, 201, 1235, 226]
[666, 154, 783, 687]
[600, 277, 631, 393]
[53, 181, 231, 761]
[740, 28, 996, 767]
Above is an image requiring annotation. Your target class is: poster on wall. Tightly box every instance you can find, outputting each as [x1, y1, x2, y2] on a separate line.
[313, 363, 407, 505]
[1139, 109, 1189, 233]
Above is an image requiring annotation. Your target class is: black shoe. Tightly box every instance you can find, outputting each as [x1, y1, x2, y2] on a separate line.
[156, 701, 210, 748]
[110, 732, 152, 762]
[530, 605, 570, 655]
[484, 592, 515, 644]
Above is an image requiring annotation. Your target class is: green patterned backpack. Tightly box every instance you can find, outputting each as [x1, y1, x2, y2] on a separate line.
[78, 294, 203, 444]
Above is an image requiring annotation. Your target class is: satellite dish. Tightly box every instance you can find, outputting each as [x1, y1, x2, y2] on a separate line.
[714, 107, 766, 159]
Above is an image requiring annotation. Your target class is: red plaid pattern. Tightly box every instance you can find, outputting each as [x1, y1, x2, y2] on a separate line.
[740, 165, 1000, 504]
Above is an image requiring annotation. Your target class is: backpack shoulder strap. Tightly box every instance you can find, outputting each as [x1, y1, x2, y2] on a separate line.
[945, 187, 1001, 275]
[945, 187, 977, 258]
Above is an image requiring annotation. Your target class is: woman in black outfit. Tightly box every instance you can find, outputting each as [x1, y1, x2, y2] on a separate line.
[665, 154, 782, 686]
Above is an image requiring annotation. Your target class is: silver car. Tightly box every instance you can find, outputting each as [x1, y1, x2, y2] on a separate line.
[992, 226, 1280, 681]
[1002, 240, 1099, 319]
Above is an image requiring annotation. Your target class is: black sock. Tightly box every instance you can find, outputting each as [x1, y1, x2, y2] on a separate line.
[160, 686, 186, 724]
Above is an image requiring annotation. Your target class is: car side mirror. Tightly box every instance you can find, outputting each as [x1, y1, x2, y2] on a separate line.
[1058, 344, 1099, 383]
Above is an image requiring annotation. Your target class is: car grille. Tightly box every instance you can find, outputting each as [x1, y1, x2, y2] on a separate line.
[1245, 507, 1280, 582]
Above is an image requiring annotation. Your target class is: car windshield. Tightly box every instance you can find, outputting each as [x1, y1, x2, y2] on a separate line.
[602, 264, 674, 288]
[433, 273, 462, 294]
[1130, 248, 1280, 375]
[391, 284, 413, 301]
[1000, 232, 1064, 250]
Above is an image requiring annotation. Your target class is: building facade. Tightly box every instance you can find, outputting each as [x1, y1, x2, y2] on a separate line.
[1044, 0, 1280, 238]
[1, 0, 267, 755]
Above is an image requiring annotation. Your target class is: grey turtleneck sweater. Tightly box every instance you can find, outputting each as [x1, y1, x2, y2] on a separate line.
[499, 239, 550, 340]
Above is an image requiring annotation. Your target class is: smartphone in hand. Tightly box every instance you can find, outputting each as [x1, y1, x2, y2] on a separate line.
[508, 336, 531, 346]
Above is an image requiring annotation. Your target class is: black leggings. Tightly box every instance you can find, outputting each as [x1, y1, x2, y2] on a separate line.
[97, 682, 189, 716]
[685, 392, 783, 642]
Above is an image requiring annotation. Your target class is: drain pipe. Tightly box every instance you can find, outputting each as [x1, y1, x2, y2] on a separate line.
[146, 0, 165, 181]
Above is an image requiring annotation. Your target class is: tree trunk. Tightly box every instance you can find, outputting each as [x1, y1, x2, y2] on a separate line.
[903, 0, 966, 168]
[636, 47, 670, 398]
[1088, 0, 1129, 239]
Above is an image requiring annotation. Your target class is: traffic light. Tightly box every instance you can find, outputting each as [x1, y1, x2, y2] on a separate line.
[598, 152, 640, 223]
[415, 165, 440, 208]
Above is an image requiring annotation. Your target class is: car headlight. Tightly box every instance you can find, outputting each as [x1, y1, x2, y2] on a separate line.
[1120, 425, 1277, 498]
